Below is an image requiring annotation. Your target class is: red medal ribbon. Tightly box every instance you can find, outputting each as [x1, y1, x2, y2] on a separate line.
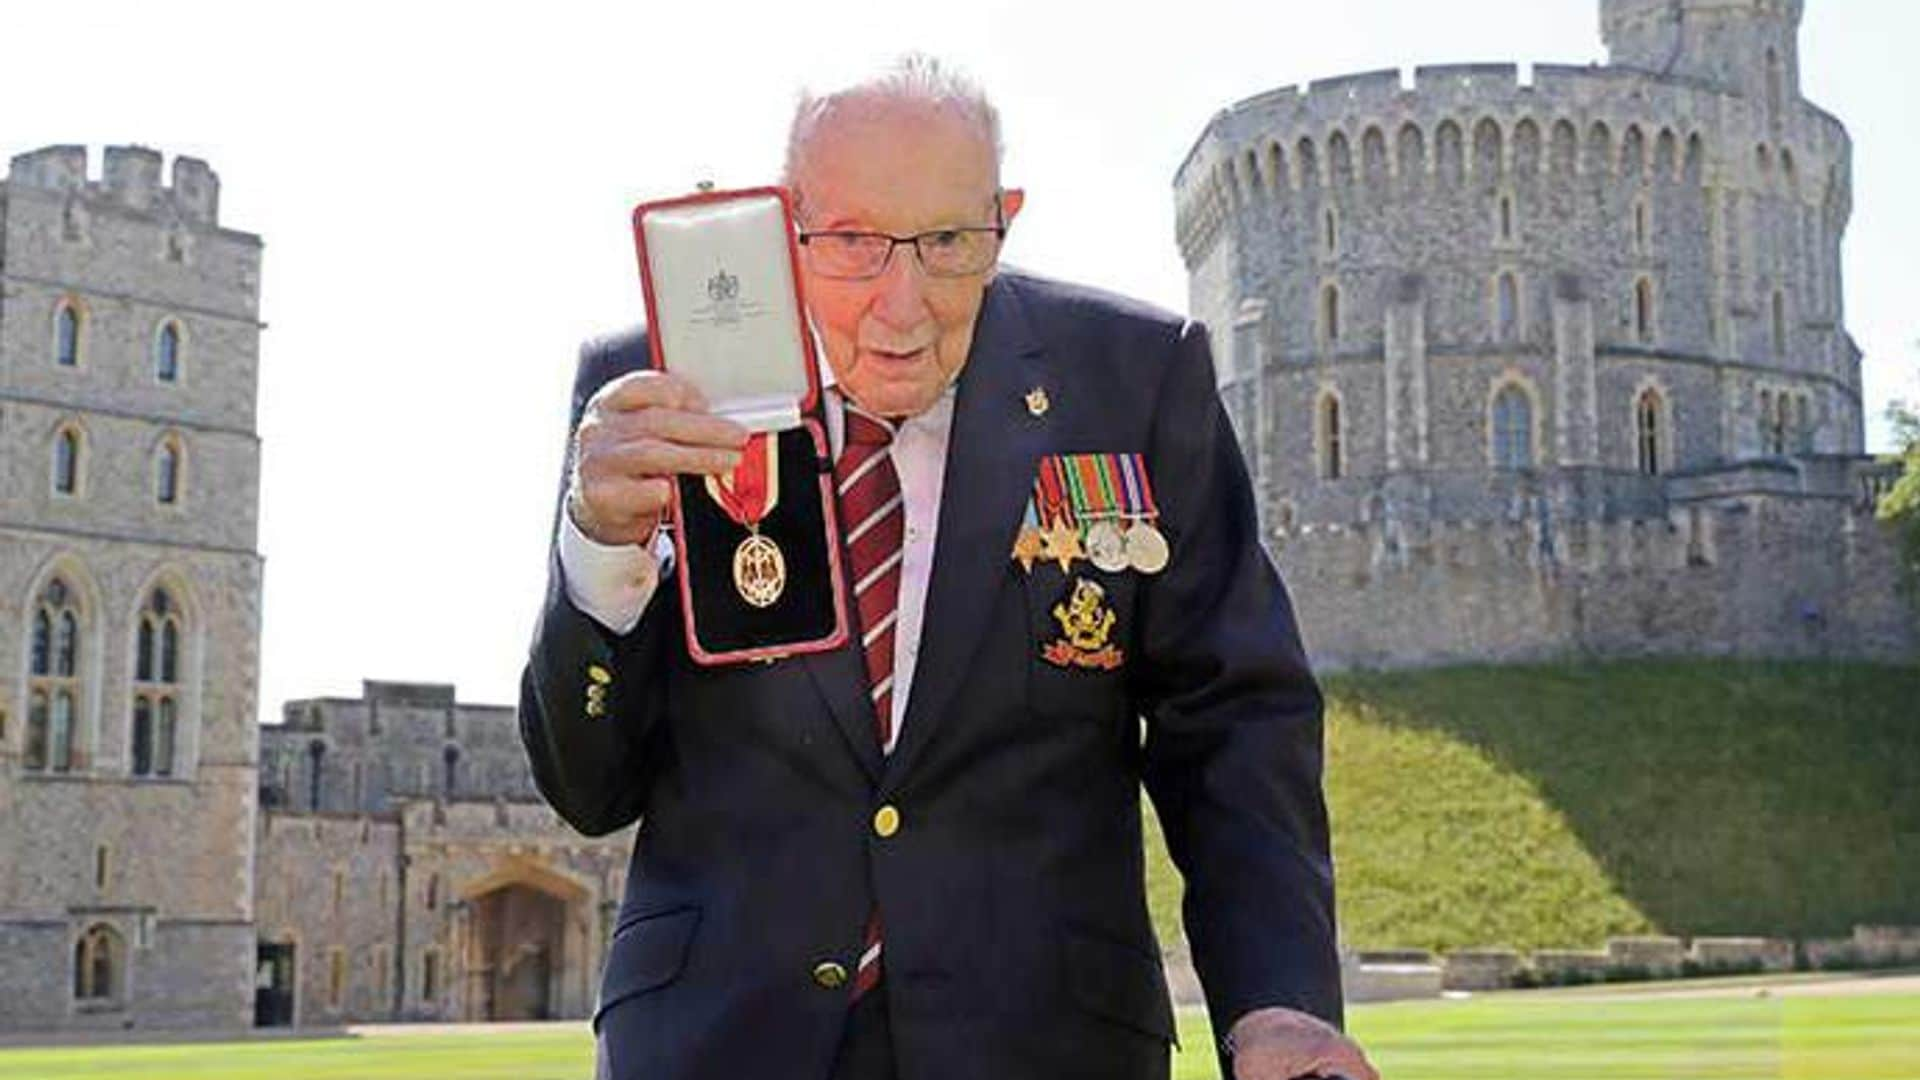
[1037, 456, 1072, 527]
[708, 433, 774, 526]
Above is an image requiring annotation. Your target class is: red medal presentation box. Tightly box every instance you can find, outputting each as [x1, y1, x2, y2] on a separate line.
[632, 186, 850, 666]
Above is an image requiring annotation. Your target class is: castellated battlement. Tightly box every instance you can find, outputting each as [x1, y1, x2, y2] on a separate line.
[5, 144, 221, 226]
[1175, 59, 1850, 269]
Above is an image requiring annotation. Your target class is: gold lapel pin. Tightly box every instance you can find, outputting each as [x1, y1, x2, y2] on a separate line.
[1025, 387, 1050, 417]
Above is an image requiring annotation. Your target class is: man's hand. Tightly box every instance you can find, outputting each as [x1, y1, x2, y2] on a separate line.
[568, 371, 748, 546]
[1228, 1005, 1379, 1080]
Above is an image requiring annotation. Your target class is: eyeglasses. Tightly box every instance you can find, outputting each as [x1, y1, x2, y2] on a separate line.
[798, 205, 1006, 280]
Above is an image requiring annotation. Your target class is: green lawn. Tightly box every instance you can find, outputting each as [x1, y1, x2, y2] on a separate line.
[4, 992, 1914, 1079]
[1145, 658, 1920, 953]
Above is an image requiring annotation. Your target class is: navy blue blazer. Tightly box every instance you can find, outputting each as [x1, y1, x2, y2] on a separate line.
[519, 270, 1340, 1080]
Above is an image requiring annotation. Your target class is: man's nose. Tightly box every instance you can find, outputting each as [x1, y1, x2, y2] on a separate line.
[870, 242, 931, 327]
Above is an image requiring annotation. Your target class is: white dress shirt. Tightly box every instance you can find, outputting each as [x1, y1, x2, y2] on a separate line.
[558, 363, 955, 739]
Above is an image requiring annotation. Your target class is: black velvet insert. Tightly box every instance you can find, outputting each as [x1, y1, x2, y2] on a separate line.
[675, 423, 840, 661]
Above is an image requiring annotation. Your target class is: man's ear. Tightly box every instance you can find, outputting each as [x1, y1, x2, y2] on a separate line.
[1000, 188, 1026, 224]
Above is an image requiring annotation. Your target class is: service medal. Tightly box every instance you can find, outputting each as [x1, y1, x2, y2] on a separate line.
[1125, 521, 1170, 574]
[705, 433, 785, 607]
[1085, 520, 1129, 572]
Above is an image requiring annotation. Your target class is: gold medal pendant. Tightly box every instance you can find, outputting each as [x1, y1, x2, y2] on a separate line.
[1125, 520, 1170, 574]
[1085, 519, 1129, 573]
[733, 526, 786, 608]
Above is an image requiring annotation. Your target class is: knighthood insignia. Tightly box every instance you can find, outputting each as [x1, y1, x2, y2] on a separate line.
[1010, 453, 1170, 576]
[1041, 577, 1125, 671]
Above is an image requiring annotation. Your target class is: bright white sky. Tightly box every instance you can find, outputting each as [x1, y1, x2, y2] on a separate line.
[6, 1, 1914, 725]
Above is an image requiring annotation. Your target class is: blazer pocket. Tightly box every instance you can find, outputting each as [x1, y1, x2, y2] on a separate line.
[595, 906, 700, 1019]
[1060, 925, 1176, 1043]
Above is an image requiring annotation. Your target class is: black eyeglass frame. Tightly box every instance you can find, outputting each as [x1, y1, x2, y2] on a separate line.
[796, 197, 1008, 281]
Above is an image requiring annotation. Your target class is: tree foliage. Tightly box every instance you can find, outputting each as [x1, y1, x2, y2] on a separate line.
[1877, 397, 1920, 597]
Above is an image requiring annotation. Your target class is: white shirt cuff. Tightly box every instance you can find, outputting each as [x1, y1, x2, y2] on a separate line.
[556, 510, 672, 637]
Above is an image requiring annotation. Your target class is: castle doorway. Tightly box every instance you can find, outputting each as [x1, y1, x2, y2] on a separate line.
[254, 942, 296, 1027]
[472, 884, 565, 1020]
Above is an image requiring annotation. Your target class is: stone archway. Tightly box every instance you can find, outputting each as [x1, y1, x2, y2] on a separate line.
[458, 858, 590, 1022]
[474, 885, 564, 1020]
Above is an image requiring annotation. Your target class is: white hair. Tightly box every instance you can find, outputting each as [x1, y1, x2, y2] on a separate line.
[782, 53, 1003, 209]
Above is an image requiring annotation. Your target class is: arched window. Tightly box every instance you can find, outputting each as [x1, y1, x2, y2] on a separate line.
[74, 924, 122, 1003]
[28, 577, 81, 773]
[1322, 208, 1338, 256]
[54, 427, 81, 495]
[155, 322, 181, 383]
[132, 588, 183, 778]
[1496, 273, 1520, 341]
[1319, 395, 1344, 480]
[1634, 278, 1655, 344]
[1319, 283, 1341, 345]
[1772, 291, 1787, 357]
[156, 440, 181, 505]
[1634, 198, 1650, 253]
[1493, 385, 1533, 468]
[55, 303, 81, 367]
[1497, 194, 1515, 244]
[1637, 389, 1665, 475]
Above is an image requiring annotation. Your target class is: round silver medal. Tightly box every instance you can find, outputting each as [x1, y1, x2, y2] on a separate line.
[1085, 520, 1130, 572]
[1125, 521, 1170, 574]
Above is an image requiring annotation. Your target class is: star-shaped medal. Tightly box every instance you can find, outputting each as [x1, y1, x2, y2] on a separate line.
[1011, 525, 1046, 573]
[1042, 518, 1084, 574]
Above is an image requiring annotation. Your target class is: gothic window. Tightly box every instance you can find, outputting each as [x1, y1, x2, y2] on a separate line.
[1637, 389, 1665, 475]
[1318, 395, 1344, 481]
[74, 924, 122, 1004]
[1493, 385, 1533, 469]
[1319, 283, 1341, 345]
[27, 577, 81, 773]
[155, 322, 181, 383]
[156, 440, 182, 505]
[1495, 273, 1520, 341]
[132, 588, 182, 778]
[1634, 278, 1655, 344]
[53, 426, 82, 495]
[54, 302, 82, 367]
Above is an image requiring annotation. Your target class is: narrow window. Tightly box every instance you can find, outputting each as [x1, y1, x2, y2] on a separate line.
[29, 578, 81, 773]
[95, 845, 110, 891]
[1323, 208, 1338, 256]
[422, 951, 440, 1002]
[1771, 291, 1787, 357]
[135, 589, 182, 778]
[426, 873, 440, 911]
[1493, 385, 1533, 468]
[1796, 395, 1811, 452]
[328, 949, 347, 1010]
[1499, 194, 1514, 243]
[132, 697, 154, 777]
[1320, 284, 1341, 345]
[55, 305, 80, 367]
[1637, 390, 1664, 475]
[1321, 396, 1344, 480]
[308, 741, 327, 811]
[1496, 273, 1520, 341]
[156, 698, 176, 778]
[157, 442, 180, 505]
[54, 429, 80, 495]
[1635, 199, 1649, 253]
[156, 323, 180, 383]
[1634, 279, 1654, 344]
[443, 746, 460, 797]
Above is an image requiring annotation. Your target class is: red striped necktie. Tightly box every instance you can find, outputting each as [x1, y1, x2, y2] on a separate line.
[834, 403, 904, 1000]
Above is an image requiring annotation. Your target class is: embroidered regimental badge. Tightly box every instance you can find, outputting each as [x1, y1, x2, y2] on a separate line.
[1041, 577, 1125, 671]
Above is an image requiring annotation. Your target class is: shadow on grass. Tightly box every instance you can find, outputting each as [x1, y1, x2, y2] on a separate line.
[1326, 657, 1920, 940]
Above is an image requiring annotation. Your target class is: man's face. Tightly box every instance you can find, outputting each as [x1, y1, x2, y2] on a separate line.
[793, 103, 1024, 419]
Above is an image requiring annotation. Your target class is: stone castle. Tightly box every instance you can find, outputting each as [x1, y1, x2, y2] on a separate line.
[1176, 0, 1915, 667]
[0, 146, 629, 1034]
[3, 0, 1911, 1039]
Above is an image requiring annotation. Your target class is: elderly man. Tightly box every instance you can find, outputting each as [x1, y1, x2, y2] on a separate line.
[520, 56, 1376, 1080]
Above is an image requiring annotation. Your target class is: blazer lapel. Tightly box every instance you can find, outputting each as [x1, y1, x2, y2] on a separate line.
[799, 632, 885, 785]
[881, 275, 1048, 792]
